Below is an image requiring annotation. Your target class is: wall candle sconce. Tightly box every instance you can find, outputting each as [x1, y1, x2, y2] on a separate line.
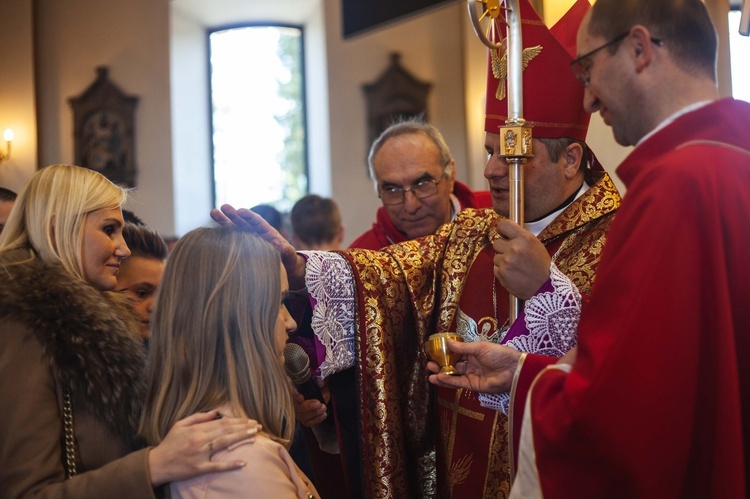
[0, 129, 12, 163]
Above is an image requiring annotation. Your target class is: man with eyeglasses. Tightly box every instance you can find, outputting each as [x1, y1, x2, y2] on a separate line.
[429, 0, 750, 497]
[348, 118, 492, 250]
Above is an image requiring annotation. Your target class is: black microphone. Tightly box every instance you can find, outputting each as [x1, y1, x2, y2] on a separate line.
[283, 343, 339, 453]
[283, 343, 326, 405]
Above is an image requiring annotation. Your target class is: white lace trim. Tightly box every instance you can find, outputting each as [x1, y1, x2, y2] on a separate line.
[300, 251, 356, 378]
[479, 391, 512, 414]
[478, 263, 581, 414]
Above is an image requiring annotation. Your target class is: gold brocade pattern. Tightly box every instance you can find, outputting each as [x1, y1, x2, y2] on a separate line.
[342, 173, 621, 499]
[540, 171, 620, 293]
[538, 171, 621, 244]
[345, 249, 418, 498]
[484, 413, 510, 498]
[441, 173, 620, 499]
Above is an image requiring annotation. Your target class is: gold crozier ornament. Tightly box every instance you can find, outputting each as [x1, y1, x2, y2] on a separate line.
[491, 41, 543, 100]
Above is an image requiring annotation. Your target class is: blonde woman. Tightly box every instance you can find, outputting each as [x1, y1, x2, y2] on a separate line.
[0, 165, 258, 498]
[141, 226, 320, 499]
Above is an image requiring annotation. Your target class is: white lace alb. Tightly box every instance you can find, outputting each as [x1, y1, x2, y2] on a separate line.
[478, 263, 581, 414]
[300, 251, 357, 378]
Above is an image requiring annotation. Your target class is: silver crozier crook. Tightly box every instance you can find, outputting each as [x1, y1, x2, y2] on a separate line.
[467, 0, 534, 323]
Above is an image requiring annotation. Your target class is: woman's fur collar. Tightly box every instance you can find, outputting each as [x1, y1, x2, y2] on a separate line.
[0, 255, 146, 437]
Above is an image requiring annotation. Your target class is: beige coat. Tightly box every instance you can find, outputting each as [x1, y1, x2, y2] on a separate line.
[0, 251, 156, 498]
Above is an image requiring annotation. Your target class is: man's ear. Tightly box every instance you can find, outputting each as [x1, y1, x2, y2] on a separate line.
[445, 160, 457, 195]
[446, 160, 457, 182]
[629, 25, 655, 73]
[563, 142, 585, 180]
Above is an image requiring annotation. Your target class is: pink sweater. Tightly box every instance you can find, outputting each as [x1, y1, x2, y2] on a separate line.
[170, 435, 319, 499]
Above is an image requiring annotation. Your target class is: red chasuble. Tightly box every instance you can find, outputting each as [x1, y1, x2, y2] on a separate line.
[511, 99, 750, 498]
[340, 171, 620, 498]
[435, 170, 619, 499]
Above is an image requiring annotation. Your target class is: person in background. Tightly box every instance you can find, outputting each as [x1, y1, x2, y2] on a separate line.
[0, 165, 259, 498]
[350, 117, 491, 249]
[117, 221, 169, 339]
[251, 203, 288, 238]
[0, 187, 17, 235]
[141, 226, 319, 499]
[429, 0, 750, 497]
[122, 209, 146, 226]
[290, 194, 344, 251]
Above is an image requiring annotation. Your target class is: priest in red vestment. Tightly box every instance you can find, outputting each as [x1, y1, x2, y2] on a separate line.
[428, 1, 750, 497]
[432, 1, 616, 497]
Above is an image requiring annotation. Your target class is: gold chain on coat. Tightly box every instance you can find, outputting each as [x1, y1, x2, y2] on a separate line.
[63, 389, 77, 479]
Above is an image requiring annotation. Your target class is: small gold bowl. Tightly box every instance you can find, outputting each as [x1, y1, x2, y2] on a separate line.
[425, 332, 464, 376]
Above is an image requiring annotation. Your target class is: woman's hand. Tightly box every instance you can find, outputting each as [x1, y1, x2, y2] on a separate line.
[148, 410, 260, 486]
[427, 339, 522, 394]
[210, 204, 307, 288]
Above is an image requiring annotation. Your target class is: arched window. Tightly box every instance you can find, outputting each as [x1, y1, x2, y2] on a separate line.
[729, 9, 750, 102]
[209, 25, 307, 211]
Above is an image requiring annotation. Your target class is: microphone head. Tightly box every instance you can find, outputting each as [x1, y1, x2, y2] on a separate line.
[283, 343, 311, 384]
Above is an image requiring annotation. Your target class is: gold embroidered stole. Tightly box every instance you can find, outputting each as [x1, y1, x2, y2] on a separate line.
[438, 172, 621, 499]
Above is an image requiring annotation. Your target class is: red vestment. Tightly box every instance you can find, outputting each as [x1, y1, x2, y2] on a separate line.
[348, 181, 491, 250]
[511, 98, 750, 498]
[322, 180, 491, 497]
[338, 170, 619, 498]
[436, 170, 619, 498]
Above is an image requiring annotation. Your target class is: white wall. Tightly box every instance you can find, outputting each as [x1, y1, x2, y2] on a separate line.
[323, 0, 471, 245]
[463, 10, 497, 192]
[170, 7, 215, 237]
[34, 0, 174, 234]
[304, 3, 332, 198]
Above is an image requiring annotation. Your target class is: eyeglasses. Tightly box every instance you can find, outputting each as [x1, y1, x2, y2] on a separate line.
[378, 176, 444, 205]
[570, 32, 664, 87]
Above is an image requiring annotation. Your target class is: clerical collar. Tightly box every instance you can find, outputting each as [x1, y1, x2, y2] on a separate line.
[449, 193, 460, 221]
[637, 100, 713, 146]
[524, 181, 590, 236]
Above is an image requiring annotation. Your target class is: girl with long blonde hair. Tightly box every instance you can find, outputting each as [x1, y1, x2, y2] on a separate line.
[141, 226, 318, 498]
